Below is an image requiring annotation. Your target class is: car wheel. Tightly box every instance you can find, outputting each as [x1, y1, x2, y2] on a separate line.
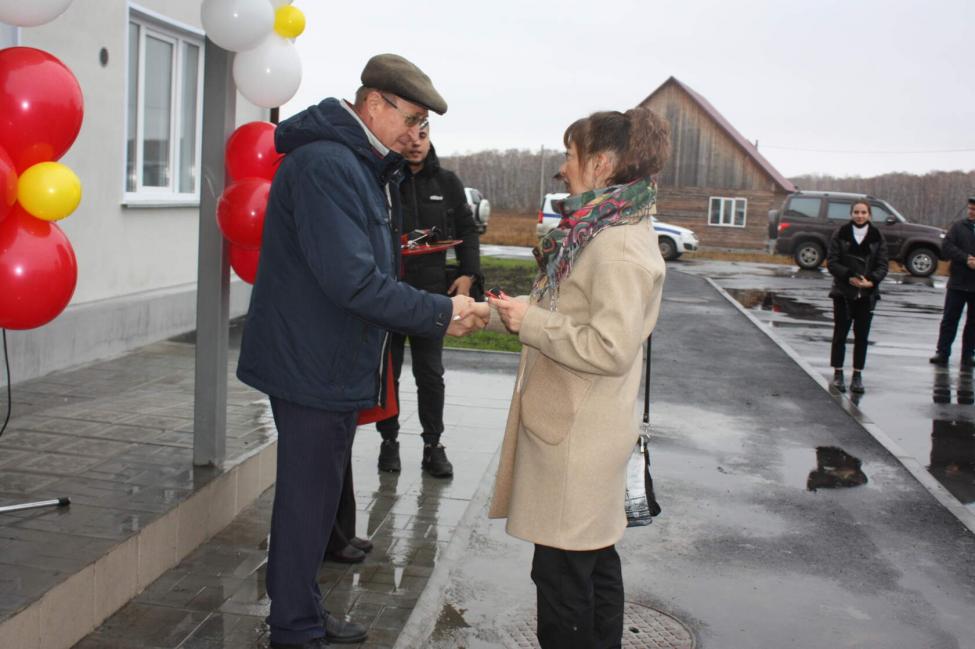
[658, 237, 678, 261]
[905, 247, 937, 277]
[795, 241, 825, 269]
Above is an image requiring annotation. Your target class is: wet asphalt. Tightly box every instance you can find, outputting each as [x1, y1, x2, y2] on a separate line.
[401, 267, 975, 649]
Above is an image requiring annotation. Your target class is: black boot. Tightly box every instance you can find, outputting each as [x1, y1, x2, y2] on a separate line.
[378, 439, 401, 472]
[324, 613, 368, 644]
[830, 369, 846, 393]
[422, 443, 453, 478]
[850, 371, 865, 394]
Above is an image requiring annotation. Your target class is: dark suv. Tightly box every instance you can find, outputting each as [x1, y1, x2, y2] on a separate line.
[769, 191, 945, 277]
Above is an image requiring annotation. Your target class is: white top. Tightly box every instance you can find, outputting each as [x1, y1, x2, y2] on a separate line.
[852, 224, 868, 245]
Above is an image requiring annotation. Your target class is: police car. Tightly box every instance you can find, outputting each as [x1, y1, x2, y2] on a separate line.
[536, 192, 699, 261]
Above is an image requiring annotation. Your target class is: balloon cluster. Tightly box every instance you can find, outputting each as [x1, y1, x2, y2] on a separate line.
[0, 2, 84, 330]
[217, 122, 282, 283]
[201, 0, 305, 109]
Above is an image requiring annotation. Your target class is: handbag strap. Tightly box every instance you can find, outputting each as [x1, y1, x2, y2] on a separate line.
[642, 334, 652, 426]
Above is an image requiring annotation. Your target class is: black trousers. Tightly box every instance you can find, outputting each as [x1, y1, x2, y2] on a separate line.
[325, 441, 357, 555]
[376, 332, 445, 445]
[531, 544, 624, 649]
[266, 397, 357, 645]
[936, 288, 975, 359]
[831, 297, 874, 370]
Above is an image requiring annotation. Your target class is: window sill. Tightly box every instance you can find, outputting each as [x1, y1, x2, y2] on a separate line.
[123, 197, 200, 209]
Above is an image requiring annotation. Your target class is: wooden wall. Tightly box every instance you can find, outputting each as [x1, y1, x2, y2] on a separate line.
[656, 186, 788, 250]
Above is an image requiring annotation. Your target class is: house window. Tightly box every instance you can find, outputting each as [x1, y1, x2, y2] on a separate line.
[708, 197, 747, 227]
[125, 12, 203, 202]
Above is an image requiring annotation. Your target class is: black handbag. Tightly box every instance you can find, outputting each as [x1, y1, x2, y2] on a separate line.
[625, 334, 662, 527]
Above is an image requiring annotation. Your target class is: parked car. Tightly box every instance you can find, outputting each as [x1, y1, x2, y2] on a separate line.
[536, 192, 699, 261]
[464, 187, 490, 234]
[769, 190, 945, 277]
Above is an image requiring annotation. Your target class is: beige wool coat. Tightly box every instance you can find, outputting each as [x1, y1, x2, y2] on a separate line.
[488, 220, 666, 551]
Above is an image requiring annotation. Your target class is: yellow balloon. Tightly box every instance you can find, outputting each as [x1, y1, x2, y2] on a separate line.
[274, 5, 305, 39]
[17, 162, 82, 222]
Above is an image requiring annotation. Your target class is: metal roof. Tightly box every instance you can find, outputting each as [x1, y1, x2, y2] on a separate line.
[641, 77, 796, 194]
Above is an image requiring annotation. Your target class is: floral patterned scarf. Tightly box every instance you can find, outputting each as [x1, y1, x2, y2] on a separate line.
[531, 178, 657, 303]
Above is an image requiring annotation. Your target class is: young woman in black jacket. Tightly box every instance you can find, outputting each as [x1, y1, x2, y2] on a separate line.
[827, 201, 889, 393]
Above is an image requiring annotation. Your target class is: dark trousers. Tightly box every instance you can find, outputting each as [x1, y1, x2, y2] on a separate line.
[531, 544, 624, 649]
[325, 449, 357, 555]
[936, 288, 975, 359]
[831, 297, 874, 370]
[266, 397, 357, 645]
[376, 332, 445, 445]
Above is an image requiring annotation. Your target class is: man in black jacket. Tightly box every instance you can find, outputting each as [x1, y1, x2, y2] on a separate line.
[931, 197, 975, 367]
[377, 124, 481, 477]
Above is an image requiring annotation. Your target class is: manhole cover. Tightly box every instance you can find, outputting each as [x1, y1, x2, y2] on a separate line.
[498, 601, 694, 648]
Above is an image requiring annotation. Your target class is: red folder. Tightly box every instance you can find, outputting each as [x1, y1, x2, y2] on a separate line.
[356, 354, 398, 425]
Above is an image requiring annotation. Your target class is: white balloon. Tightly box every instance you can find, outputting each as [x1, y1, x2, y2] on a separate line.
[0, 0, 73, 27]
[233, 34, 302, 108]
[269, 0, 293, 7]
[201, 0, 274, 53]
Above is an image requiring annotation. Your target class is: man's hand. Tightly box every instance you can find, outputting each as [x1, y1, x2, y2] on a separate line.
[967, 255, 975, 270]
[448, 274, 474, 297]
[450, 295, 475, 321]
[447, 302, 489, 336]
[489, 295, 529, 334]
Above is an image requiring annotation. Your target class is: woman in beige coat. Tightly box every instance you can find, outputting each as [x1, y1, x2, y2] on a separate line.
[489, 107, 670, 648]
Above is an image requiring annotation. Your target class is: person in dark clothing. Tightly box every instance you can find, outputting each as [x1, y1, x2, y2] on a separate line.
[376, 124, 481, 478]
[235, 54, 485, 649]
[930, 197, 975, 368]
[827, 200, 889, 394]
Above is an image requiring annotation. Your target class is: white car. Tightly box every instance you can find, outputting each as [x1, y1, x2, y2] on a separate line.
[536, 192, 699, 261]
[464, 187, 490, 234]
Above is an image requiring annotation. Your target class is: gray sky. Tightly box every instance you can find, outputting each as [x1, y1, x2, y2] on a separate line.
[282, 0, 975, 179]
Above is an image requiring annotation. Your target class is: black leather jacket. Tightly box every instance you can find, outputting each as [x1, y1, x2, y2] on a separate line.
[942, 218, 975, 292]
[400, 145, 480, 293]
[827, 221, 889, 304]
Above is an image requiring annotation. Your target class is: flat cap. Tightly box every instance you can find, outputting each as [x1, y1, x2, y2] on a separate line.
[361, 53, 447, 115]
[969, 196, 975, 205]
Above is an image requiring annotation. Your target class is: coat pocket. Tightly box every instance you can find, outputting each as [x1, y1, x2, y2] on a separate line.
[520, 356, 593, 445]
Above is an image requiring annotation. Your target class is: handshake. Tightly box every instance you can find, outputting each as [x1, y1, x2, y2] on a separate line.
[447, 295, 491, 336]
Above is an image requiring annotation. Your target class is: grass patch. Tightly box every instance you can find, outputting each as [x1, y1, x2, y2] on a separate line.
[444, 330, 522, 352]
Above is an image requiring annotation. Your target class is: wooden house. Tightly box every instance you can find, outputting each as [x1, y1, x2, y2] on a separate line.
[640, 77, 795, 250]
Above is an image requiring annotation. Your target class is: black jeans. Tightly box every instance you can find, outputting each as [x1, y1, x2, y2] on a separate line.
[266, 398, 357, 645]
[831, 297, 874, 370]
[935, 288, 975, 359]
[376, 332, 445, 445]
[531, 544, 624, 649]
[325, 438, 357, 555]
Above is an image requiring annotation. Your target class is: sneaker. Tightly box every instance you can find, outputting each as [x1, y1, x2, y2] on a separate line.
[378, 439, 401, 472]
[422, 443, 454, 478]
[324, 613, 368, 644]
[929, 353, 948, 366]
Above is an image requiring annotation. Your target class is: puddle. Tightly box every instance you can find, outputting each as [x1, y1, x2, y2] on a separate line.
[724, 288, 830, 323]
[929, 420, 975, 504]
[431, 602, 470, 640]
[807, 446, 868, 492]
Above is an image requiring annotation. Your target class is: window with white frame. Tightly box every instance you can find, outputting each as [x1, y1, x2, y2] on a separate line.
[708, 196, 747, 227]
[125, 12, 203, 202]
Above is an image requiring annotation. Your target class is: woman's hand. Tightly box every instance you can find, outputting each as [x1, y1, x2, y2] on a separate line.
[489, 295, 529, 334]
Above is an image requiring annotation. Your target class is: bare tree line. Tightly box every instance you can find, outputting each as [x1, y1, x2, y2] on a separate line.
[443, 148, 975, 226]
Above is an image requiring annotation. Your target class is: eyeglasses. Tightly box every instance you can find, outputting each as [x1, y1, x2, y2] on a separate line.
[380, 93, 429, 130]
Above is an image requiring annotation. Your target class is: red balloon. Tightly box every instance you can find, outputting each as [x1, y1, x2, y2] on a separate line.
[229, 244, 260, 284]
[216, 178, 270, 249]
[0, 47, 84, 173]
[0, 204, 78, 330]
[225, 121, 282, 183]
[0, 145, 16, 224]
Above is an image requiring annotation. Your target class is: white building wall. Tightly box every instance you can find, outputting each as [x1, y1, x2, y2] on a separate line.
[3, 0, 268, 383]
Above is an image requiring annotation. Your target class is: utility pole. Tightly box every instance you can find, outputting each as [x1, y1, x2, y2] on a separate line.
[539, 145, 546, 203]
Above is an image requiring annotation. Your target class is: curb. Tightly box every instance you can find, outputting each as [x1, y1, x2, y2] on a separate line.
[705, 275, 975, 535]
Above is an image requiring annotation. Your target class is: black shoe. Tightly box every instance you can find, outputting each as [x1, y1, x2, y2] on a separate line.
[830, 370, 846, 393]
[930, 353, 948, 366]
[422, 443, 453, 478]
[324, 613, 368, 644]
[850, 372, 865, 394]
[269, 638, 327, 649]
[349, 536, 373, 553]
[324, 544, 365, 564]
[962, 357, 975, 369]
[378, 439, 401, 472]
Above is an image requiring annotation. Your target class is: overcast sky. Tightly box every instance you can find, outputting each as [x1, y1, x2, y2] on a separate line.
[282, 0, 974, 179]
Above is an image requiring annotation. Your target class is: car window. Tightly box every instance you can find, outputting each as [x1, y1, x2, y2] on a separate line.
[786, 197, 821, 219]
[472, 190, 482, 202]
[827, 201, 853, 220]
[870, 203, 894, 222]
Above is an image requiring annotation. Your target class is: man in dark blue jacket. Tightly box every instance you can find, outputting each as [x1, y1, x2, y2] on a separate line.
[236, 54, 485, 649]
[931, 197, 975, 368]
